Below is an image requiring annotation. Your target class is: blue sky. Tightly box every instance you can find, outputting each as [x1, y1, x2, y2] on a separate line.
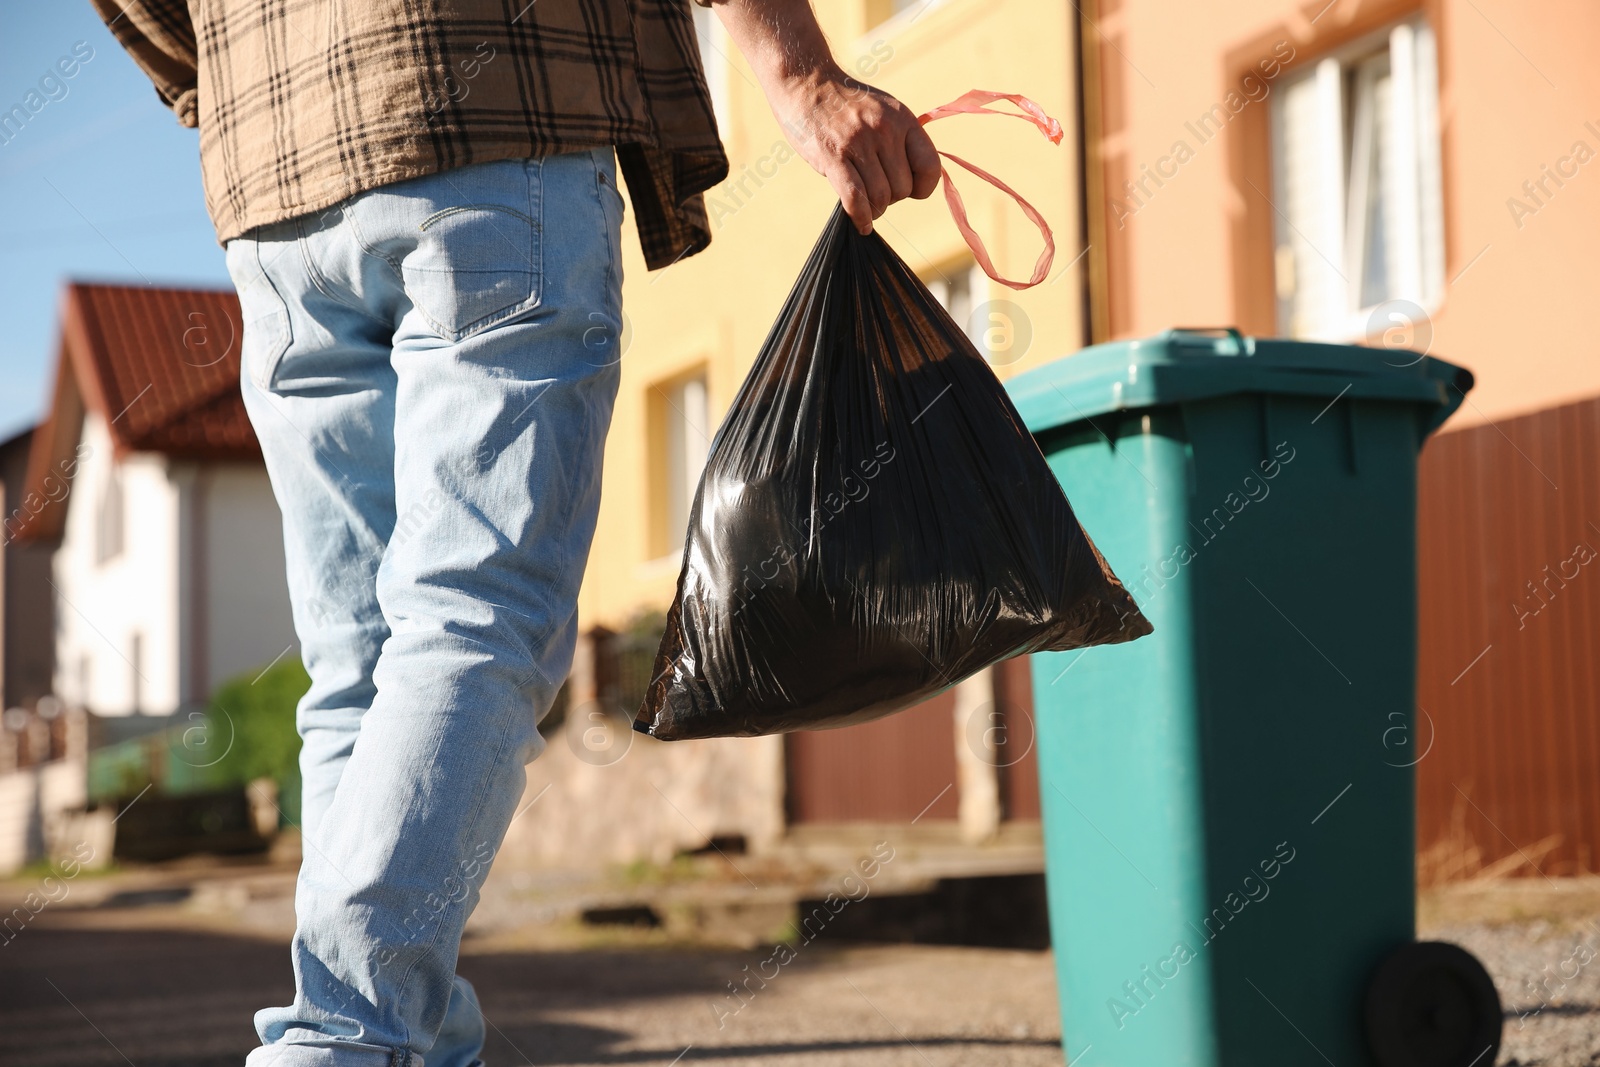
[1, 6, 227, 441]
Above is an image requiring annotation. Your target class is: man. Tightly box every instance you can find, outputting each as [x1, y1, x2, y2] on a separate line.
[95, 0, 939, 1062]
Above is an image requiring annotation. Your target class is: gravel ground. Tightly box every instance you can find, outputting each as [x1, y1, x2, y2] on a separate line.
[1421, 878, 1600, 1067]
[1441, 920, 1600, 1067]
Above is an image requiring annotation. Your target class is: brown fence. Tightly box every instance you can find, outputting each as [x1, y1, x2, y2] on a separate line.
[785, 693, 961, 824]
[1415, 392, 1600, 880]
[782, 656, 1042, 826]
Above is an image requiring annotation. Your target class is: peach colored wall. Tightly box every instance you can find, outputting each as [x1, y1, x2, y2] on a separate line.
[1096, 0, 1600, 427]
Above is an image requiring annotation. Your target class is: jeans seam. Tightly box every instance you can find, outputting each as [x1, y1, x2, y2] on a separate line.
[582, 149, 625, 565]
[413, 279, 540, 341]
[571, 355, 618, 605]
[592, 148, 622, 293]
[293, 216, 358, 316]
[339, 198, 409, 313]
[342, 197, 405, 280]
[245, 240, 296, 392]
[529, 156, 544, 290]
[420, 203, 537, 231]
[384, 659, 526, 1049]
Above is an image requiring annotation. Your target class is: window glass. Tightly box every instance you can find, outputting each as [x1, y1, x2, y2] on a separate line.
[690, 4, 730, 130]
[95, 464, 123, 564]
[656, 373, 709, 555]
[1271, 18, 1443, 340]
[924, 259, 989, 355]
[866, 0, 925, 27]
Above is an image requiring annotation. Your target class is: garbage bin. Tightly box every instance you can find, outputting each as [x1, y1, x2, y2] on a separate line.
[1005, 328, 1499, 1067]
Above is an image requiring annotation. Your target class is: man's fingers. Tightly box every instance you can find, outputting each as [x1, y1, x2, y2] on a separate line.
[851, 148, 894, 222]
[785, 84, 946, 230]
[834, 162, 876, 235]
[878, 132, 916, 204]
[905, 124, 942, 200]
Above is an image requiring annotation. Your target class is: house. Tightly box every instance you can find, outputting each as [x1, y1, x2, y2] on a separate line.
[1068, 0, 1600, 875]
[12, 282, 294, 720]
[8, 0, 1585, 881]
[1, 426, 58, 711]
[551, 0, 1600, 878]
[0, 424, 87, 875]
[0, 282, 295, 874]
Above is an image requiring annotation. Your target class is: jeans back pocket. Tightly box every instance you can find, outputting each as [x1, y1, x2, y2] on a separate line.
[398, 160, 544, 342]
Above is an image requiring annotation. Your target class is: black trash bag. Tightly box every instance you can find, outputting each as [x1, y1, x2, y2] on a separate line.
[635, 207, 1151, 741]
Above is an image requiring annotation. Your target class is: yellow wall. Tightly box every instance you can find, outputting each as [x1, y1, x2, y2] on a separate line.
[580, 0, 1083, 630]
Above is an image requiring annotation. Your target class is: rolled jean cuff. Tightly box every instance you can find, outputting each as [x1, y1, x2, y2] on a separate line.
[244, 1041, 423, 1067]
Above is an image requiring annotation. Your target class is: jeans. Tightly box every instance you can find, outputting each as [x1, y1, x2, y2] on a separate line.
[227, 148, 626, 1065]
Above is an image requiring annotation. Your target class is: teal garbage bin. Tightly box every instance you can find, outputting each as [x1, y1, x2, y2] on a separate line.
[1006, 329, 1500, 1067]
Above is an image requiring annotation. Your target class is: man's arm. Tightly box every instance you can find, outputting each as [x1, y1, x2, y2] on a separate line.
[704, 0, 942, 235]
[89, 0, 199, 126]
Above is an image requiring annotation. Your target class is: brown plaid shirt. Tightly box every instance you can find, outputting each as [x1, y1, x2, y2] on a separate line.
[93, 0, 729, 270]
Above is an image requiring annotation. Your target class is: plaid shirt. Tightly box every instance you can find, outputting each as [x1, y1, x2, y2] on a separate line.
[93, 0, 729, 270]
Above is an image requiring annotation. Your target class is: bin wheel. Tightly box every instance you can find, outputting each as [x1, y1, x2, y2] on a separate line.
[1364, 941, 1502, 1067]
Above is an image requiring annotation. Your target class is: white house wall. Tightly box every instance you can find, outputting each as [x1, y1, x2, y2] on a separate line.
[198, 463, 294, 694]
[53, 415, 182, 716]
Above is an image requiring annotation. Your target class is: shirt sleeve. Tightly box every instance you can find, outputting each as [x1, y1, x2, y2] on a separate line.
[89, 0, 200, 128]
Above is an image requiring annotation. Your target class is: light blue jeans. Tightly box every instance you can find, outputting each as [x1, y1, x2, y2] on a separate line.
[228, 148, 626, 1065]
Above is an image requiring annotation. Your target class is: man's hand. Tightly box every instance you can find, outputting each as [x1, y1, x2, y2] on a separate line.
[706, 0, 942, 235]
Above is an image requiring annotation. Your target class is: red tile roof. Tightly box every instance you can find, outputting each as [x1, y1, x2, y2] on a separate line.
[12, 283, 260, 542]
[67, 283, 259, 459]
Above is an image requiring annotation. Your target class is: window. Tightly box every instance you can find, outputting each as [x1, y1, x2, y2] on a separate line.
[129, 632, 143, 715]
[866, 0, 924, 27]
[95, 463, 124, 564]
[1270, 18, 1443, 339]
[690, 4, 730, 131]
[650, 372, 710, 557]
[925, 260, 1004, 359]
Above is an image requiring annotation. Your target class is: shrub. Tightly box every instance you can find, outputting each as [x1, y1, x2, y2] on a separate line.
[202, 657, 309, 798]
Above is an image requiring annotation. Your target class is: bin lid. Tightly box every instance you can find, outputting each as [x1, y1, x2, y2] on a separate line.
[1007, 327, 1473, 437]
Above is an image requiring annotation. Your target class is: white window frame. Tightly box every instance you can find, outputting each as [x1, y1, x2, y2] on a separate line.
[1270, 17, 1445, 340]
[925, 260, 990, 357]
[662, 373, 710, 552]
[868, 0, 946, 35]
[690, 4, 731, 133]
[95, 462, 124, 565]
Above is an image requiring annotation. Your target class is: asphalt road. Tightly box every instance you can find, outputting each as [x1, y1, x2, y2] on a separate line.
[0, 921, 1065, 1066]
[2, 870, 1597, 1066]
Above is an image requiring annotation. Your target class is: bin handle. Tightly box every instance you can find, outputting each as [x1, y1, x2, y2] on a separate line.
[1165, 327, 1250, 354]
